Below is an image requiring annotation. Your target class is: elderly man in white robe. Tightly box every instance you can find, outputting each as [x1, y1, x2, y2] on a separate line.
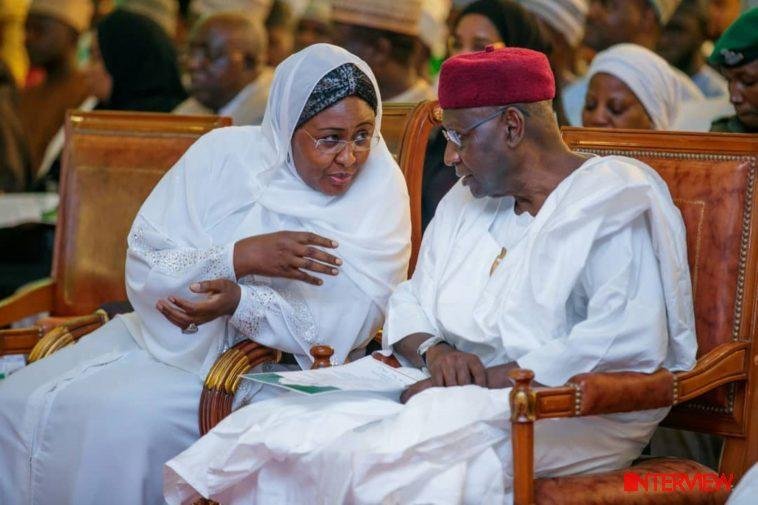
[164, 45, 697, 504]
[174, 12, 274, 125]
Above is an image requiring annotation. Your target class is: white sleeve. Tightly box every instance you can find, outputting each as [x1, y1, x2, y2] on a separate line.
[229, 279, 383, 366]
[516, 215, 670, 386]
[229, 282, 317, 356]
[383, 183, 469, 347]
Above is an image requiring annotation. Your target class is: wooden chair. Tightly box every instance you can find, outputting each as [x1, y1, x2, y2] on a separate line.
[0, 111, 231, 358]
[198, 100, 442, 435]
[508, 128, 757, 504]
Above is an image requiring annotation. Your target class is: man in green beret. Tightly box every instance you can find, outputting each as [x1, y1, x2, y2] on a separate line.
[709, 7, 758, 133]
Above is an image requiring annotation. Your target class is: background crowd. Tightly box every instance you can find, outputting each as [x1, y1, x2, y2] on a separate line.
[0, 0, 756, 295]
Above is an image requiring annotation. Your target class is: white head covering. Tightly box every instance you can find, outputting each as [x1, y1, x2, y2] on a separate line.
[332, 0, 423, 36]
[587, 43, 683, 130]
[518, 0, 588, 47]
[251, 44, 411, 303]
[190, 0, 273, 21]
[420, 0, 452, 58]
[127, 43, 411, 375]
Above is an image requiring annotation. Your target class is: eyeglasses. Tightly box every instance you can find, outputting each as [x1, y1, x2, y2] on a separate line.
[303, 129, 380, 155]
[442, 107, 507, 151]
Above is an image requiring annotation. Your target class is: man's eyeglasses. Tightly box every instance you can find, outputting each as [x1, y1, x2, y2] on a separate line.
[442, 107, 508, 151]
[303, 130, 380, 155]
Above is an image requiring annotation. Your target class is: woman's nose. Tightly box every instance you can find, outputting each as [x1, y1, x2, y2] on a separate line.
[335, 142, 357, 167]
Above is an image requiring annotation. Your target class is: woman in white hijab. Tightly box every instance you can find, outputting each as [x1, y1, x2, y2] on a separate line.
[582, 43, 684, 130]
[0, 43, 411, 505]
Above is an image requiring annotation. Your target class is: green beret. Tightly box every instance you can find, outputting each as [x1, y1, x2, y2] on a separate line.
[709, 7, 758, 68]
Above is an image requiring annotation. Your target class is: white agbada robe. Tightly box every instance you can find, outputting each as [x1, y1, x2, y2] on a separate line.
[164, 155, 697, 504]
[0, 44, 410, 505]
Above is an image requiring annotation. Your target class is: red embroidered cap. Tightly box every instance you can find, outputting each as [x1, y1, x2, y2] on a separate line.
[438, 45, 555, 109]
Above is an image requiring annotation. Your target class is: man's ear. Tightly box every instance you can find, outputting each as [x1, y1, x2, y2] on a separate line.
[502, 107, 526, 147]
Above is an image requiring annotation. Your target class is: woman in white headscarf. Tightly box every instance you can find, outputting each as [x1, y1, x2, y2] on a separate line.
[582, 43, 685, 130]
[0, 43, 410, 505]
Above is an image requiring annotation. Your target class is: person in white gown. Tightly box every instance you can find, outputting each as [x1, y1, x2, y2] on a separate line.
[0, 43, 410, 505]
[163, 46, 697, 505]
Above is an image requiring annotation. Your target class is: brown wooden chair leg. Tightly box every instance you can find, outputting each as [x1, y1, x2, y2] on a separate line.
[510, 369, 537, 505]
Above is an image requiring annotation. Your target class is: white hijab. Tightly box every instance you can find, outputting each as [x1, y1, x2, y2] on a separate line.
[587, 43, 684, 130]
[126, 44, 410, 374]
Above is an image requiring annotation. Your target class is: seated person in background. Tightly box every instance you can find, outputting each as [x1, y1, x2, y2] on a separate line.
[265, 0, 296, 67]
[565, 0, 703, 127]
[332, 0, 437, 103]
[658, 0, 728, 99]
[519, 0, 589, 89]
[422, 0, 563, 231]
[294, 0, 333, 51]
[708, 7, 758, 134]
[582, 43, 683, 130]
[87, 9, 187, 113]
[174, 12, 274, 126]
[164, 46, 696, 505]
[19, 0, 92, 181]
[0, 44, 411, 505]
[0, 60, 30, 193]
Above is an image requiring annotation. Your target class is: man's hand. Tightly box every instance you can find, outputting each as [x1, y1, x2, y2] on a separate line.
[400, 377, 434, 404]
[426, 344, 488, 387]
[234, 231, 341, 286]
[156, 279, 241, 330]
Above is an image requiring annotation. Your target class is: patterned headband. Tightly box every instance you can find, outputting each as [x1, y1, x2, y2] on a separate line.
[296, 63, 378, 128]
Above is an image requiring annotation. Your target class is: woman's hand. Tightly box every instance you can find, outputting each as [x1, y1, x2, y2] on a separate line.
[156, 279, 241, 330]
[426, 344, 488, 387]
[234, 231, 341, 286]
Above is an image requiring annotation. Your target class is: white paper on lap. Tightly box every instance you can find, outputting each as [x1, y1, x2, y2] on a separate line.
[242, 356, 429, 395]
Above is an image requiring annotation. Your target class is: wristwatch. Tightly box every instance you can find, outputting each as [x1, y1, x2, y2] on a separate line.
[417, 335, 446, 365]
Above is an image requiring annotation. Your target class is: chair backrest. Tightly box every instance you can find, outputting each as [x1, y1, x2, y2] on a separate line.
[561, 128, 758, 471]
[394, 101, 443, 274]
[51, 111, 231, 316]
[382, 103, 418, 160]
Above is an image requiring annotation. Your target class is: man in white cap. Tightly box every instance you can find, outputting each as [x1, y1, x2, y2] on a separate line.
[563, 0, 704, 126]
[519, 0, 588, 87]
[332, 0, 437, 102]
[174, 12, 273, 125]
[18, 0, 93, 183]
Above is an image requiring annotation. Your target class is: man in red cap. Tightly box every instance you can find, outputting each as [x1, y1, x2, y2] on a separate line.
[163, 46, 697, 504]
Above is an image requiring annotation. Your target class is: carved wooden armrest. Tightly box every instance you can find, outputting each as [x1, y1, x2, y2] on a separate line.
[0, 278, 54, 327]
[0, 310, 109, 359]
[198, 341, 282, 435]
[26, 310, 110, 363]
[508, 341, 750, 505]
[0, 326, 45, 356]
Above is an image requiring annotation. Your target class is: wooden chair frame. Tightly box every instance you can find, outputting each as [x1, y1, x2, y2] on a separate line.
[0, 111, 231, 355]
[509, 128, 758, 504]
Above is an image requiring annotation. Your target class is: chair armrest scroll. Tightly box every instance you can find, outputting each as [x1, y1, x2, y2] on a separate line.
[199, 340, 281, 435]
[27, 310, 109, 363]
[0, 279, 54, 327]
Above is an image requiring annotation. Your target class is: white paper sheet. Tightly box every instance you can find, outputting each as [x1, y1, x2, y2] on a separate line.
[242, 356, 429, 395]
